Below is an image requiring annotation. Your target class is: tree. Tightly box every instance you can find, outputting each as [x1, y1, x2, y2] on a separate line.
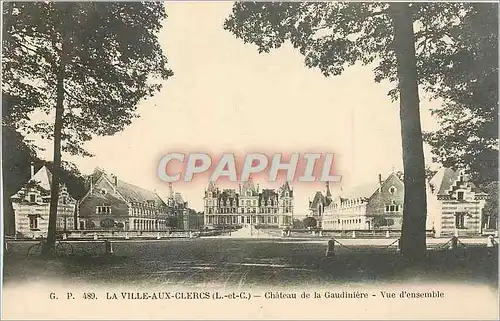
[223, 2, 494, 260]
[421, 4, 498, 186]
[303, 216, 318, 229]
[1, 124, 36, 235]
[292, 218, 306, 229]
[481, 182, 498, 230]
[3, 3, 173, 255]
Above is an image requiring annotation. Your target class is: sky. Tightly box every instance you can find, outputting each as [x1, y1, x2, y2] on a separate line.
[30, 2, 442, 215]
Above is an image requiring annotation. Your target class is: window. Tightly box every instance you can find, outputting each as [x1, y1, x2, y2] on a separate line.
[285, 192, 289, 197]
[457, 192, 464, 201]
[455, 213, 466, 229]
[389, 186, 396, 195]
[96, 206, 112, 214]
[385, 205, 400, 212]
[29, 194, 36, 203]
[29, 215, 38, 229]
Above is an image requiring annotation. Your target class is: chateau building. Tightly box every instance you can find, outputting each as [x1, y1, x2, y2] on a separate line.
[319, 168, 488, 237]
[321, 171, 412, 230]
[427, 167, 487, 237]
[78, 168, 188, 231]
[11, 164, 78, 238]
[204, 179, 294, 228]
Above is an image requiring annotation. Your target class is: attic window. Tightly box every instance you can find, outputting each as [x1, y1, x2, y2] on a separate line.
[285, 192, 289, 197]
[389, 186, 396, 195]
[100, 189, 107, 195]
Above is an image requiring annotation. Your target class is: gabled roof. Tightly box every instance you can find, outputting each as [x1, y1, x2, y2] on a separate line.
[279, 181, 293, 197]
[173, 192, 185, 204]
[10, 165, 74, 200]
[310, 191, 327, 208]
[241, 178, 258, 196]
[88, 168, 165, 205]
[429, 167, 486, 196]
[11, 166, 53, 198]
[339, 172, 402, 200]
[30, 166, 53, 191]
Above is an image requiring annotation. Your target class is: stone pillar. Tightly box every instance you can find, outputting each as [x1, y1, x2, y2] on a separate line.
[449, 236, 458, 250]
[104, 240, 114, 255]
[486, 235, 497, 248]
[352, 231, 356, 238]
[386, 230, 390, 238]
[93, 233, 98, 240]
[325, 239, 335, 257]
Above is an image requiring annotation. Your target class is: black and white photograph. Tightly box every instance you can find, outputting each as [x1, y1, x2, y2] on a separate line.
[1, 1, 499, 319]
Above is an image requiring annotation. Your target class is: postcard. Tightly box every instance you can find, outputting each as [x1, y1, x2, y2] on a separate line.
[2, 1, 499, 320]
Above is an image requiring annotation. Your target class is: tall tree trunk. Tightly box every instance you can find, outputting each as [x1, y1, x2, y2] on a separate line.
[390, 3, 428, 260]
[42, 27, 68, 256]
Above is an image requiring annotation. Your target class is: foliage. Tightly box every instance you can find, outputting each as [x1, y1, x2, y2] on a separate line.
[372, 216, 394, 229]
[100, 218, 116, 229]
[3, 2, 172, 252]
[421, 4, 498, 186]
[481, 181, 498, 229]
[292, 218, 306, 229]
[303, 216, 317, 229]
[223, 2, 497, 259]
[3, 2, 173, 156]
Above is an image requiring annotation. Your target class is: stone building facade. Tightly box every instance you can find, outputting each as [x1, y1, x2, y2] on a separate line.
[10, 165, 77, 238]
[427, 167, 487, 237]
[78, 168, 188, 231]
[321, 172, 408, 230]
[203, 179, 294, 228]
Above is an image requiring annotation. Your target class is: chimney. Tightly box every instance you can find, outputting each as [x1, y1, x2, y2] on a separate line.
[114, 175, 118, 186]
[30, 162, 35, 179]
[168, 183, 174, 198]
[378, 174, 382, 185]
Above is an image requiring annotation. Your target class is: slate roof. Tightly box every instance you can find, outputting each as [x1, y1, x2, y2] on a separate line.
[338, 172, 402, 200]
[90, 168, 165, 205]
[11, 166, 53, 199]
[279, 181, 293, 197]
[30, 166, 53, 191]
[310, 191, 329, 208]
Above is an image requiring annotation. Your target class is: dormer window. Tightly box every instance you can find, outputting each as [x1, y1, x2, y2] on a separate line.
[285, 192, 289, 197]
[29, 194, 36, 203]
[457, 191, 464, 201]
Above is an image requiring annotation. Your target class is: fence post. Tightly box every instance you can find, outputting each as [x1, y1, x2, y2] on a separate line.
[325, 239, 335, 257]
[449, 236, 458, 250]
[104, 240, 114, 255]
[386, 230, 390, 238]
[486, 235, 497, 248]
